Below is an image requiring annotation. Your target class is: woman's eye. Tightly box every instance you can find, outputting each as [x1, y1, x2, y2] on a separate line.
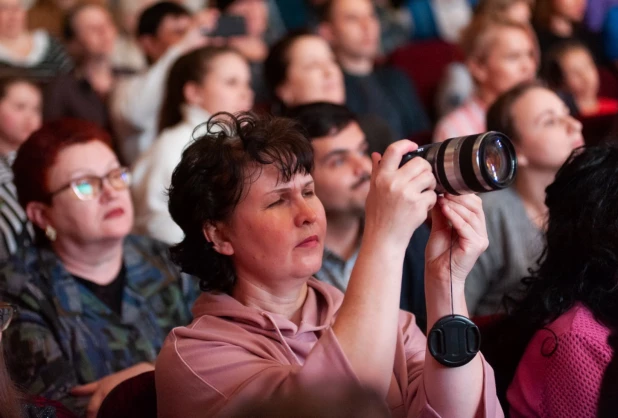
[303, 190, 315, 198]
[268, 199, 284, 208]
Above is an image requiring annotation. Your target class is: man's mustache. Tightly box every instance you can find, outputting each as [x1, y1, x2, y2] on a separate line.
[351, 173, 371, 190]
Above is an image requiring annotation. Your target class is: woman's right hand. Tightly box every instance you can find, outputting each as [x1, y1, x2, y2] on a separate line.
[364, 140, 437, 248]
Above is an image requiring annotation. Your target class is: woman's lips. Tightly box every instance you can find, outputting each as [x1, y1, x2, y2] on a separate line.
[297, 235, 319, 248]
[104, 208, 125, 219]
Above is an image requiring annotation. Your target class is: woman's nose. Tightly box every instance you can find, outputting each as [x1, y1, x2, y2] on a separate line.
[295, 199, 317, 227]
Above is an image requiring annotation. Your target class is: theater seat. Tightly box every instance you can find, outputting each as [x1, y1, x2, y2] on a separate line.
[389, 40, 465, 122]
[97, 371, 157, 418]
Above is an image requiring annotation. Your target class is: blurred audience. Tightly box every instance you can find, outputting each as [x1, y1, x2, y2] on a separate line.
[109, 1, 211, 165]
[0, 302, 78, 418]
[264, 30, 394, 153]
[132, 46, 253, 245]
[318, 0, 430, 140]
[0, 119, 197, 417]
[506, 144, 618, 418]
[43, 3, 127, 129]
[212, 0, 270, 103]
[108, 0, 153, 72]
[0, 75, 41, 262]
[466, 81, 584, 316]
[155, 112, 501, 417]
[288, 102, 429, 328]
[0, 0, 73, 83]
[533, 0, 607, 68]
[433, 16, 537, 142]
[27, 0, 104, 39]
[543, 40, 618, 117]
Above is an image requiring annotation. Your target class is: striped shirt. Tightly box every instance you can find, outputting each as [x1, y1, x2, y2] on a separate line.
[0, 30, 73, 83]
[0, 153, 34, 262]
[432, 96, 487, 143]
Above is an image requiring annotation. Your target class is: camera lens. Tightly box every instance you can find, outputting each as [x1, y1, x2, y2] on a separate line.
[400, 132, 517, 195]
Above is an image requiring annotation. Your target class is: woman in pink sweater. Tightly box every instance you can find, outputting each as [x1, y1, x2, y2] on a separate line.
[154, 112, 503, 417]
[506, 144, 618, 418]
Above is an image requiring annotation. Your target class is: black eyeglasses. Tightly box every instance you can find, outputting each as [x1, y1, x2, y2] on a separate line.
[0, 303, 15, 332]
[49, 167, 132, 201]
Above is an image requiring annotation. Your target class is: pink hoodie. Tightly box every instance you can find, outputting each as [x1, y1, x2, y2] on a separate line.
[155, 278, 503, 417]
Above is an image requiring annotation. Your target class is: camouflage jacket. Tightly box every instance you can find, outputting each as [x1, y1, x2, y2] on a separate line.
[0, 235, 199, 416]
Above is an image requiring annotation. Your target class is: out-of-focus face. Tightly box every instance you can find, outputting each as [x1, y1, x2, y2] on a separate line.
[43, 141, 134, 245]
[191, 52, 254, 115]
[0, 82, 42, 151]
[511, 87, 584, 171]
[552, 0, 586, 22]
[311, 121, 372, 217]
[142, 13, 192, 62]
[220, 165, 326, 286]
[226, 0, 268, 37]
[558, 47, 599, 100]
[503, 1, 532, 23]
[325, 0, 380, 61]
[53, 0, 78, 11]
[276, 36, 345, 107]
[473, 27, 537, 99]
[0, 0, 26, 39]
[72, 5, 118, 58]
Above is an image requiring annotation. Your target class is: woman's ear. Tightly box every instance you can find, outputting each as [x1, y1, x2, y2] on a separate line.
[515, 144, 529, 168]
[26, 201, 51, 231]
[183, 81, 203, 107]
[467, 57, 488, 86]
[203, 222, 234, 256]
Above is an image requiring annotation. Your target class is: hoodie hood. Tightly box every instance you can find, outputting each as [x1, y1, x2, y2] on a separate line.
[191, 277, 343, 336]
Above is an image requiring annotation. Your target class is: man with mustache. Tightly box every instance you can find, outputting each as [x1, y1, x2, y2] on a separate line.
[288, 102, 430, 329]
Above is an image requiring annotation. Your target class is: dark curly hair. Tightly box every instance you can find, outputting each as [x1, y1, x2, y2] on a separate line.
[487, 144, 618, 412]
[167, 112, 314, 294]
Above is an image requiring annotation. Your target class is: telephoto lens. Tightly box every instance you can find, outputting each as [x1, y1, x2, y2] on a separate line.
[399, 132, 517, 195]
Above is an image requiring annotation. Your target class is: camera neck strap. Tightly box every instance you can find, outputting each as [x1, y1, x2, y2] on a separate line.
[427, 227, 481, 367]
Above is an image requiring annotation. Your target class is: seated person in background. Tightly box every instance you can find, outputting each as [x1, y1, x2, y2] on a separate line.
[318, 0, 430, 140]
[0, 119, 198, 417]
[0, 75, 41, 261]
[0, 0, 72, 83]
[287, 102, 429, 327]
[506, 144, 618, 418]
[44, 4, 129, 130]
[0, 302, 77, 418]
[433, 16, 537, 142]
[211, 0, 270, 103]
[27, 0, 104, 39]
[474, 0, 534, 22]
[543, 40, 618, 117]
[132, 46, 254, 245]
[466, 81, 584, 316]
[155, 111, 503, 417]
[264, 30, 395, 154]
[533, 0, 607, 68]
[109, 1, 213, 165]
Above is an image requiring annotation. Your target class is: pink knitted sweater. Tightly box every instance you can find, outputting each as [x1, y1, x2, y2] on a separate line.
[508, 304, 613, 418]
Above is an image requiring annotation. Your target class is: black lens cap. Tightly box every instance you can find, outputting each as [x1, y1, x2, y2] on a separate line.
[427, 315, 481, 367]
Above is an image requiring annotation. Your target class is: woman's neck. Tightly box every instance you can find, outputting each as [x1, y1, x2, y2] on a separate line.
[514, 167, 556, 230]
[549, 15, 574, 37]
[232, 275, 309, 324]
[79, 58, 114, 97]
[52, 238, 124, 285]
[0, 139, 19, 158]
[475, 88, 497, 110]
[324, 212, 363, 261]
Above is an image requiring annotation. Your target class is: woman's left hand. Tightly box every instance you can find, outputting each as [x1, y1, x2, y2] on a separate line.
[425, 194, 489, 284]
[71, 362, 155, 418]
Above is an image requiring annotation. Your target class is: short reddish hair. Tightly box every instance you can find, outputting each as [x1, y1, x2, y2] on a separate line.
[13, 118, 114, 208]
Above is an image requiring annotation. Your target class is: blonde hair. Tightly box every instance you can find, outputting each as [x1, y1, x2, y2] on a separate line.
[475, 0, 535, 17]
[459, 15, 539, 63]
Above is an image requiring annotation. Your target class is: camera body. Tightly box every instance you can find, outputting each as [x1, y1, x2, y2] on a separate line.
[400, 132, 517, 195]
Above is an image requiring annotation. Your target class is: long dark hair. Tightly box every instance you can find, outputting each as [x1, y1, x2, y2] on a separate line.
[0, 345, 22, 418]
[499, 144, 618, 414]
[157, 45, 241, 133]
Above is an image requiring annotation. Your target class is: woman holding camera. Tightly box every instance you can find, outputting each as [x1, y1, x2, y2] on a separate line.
[155, 112, 503, 417]
[465, 81, 584, 316]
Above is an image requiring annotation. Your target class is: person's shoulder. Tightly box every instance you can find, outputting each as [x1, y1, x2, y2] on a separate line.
[124, 234, 172, 261]
[0, 246, 46, 293]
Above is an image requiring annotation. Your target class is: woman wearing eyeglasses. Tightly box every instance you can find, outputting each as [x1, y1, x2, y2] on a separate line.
[0, 118, 198, 418]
